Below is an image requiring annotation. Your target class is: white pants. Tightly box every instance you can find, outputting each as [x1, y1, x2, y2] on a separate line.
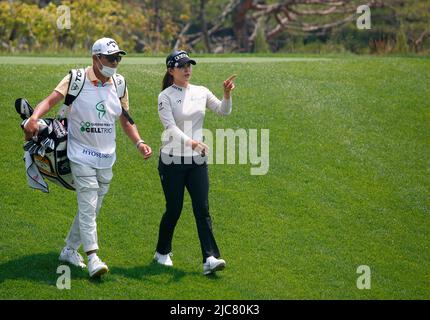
[65, 161, 113, 252]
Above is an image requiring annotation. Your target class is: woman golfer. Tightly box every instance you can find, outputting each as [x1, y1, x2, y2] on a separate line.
[154, 50, 236, 275]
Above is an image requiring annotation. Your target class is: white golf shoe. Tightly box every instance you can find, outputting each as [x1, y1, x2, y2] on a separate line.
[59, 247, 86, 268]
[203, 256, 226, 275]
[88, 255, 109, 278]
[154, 252, 173, 267]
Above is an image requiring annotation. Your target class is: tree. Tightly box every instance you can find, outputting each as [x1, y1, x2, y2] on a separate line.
[181, 0, 385, 52]
[2, 0, 429, 54]
[390, 0, 430, 52]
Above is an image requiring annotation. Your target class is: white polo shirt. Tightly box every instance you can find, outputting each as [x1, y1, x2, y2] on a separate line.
[158, 84, 232, 157]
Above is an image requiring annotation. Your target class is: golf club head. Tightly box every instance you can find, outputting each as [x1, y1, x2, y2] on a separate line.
[21, 118, 52, 143]
[35, 119, 52, 140]
[15, 98, 34, 120]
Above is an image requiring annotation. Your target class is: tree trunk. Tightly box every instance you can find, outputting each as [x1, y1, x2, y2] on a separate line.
[200, 0, 212, 53]
[153, 0, 161, 53]
[232, 0, 254, 52]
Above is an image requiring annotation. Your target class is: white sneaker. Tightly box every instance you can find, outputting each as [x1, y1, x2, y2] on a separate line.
[88, 255, 109, 278]
[203, 256, 226, 275]
[59, 247, 86, 268]
[154, 252, 173, 267]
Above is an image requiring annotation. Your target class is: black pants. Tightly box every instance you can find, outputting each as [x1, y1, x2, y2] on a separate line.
[156, 155, 221, 263]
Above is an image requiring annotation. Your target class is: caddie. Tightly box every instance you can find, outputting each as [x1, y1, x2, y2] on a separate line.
[23, 37, 152, 278]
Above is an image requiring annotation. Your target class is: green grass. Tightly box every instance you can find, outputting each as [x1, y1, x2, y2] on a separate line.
[0, 55, 429, 299]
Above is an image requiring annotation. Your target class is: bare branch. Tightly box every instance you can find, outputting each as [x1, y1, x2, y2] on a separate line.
[174, 22, 192, 51]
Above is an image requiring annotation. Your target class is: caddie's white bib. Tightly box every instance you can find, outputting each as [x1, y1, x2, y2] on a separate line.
[67, 77, 122, 169]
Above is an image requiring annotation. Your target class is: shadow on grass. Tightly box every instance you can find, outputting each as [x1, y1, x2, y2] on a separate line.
[0, 252, 88, 286]
[111, 261, 203, 284]
[0, 253, 223, 287]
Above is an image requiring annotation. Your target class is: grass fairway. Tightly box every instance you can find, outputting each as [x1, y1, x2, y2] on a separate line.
[0, 55, 429, 299]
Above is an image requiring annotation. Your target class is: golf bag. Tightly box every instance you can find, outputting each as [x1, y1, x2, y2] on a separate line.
[16, 98, 75, 191]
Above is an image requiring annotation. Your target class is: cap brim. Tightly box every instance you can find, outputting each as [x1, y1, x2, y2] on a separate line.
[104, 49, 127, 55]
[177, 58, 196, 67]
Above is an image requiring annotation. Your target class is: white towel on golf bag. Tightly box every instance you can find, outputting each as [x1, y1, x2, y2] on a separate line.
[24, 151, 49, 193]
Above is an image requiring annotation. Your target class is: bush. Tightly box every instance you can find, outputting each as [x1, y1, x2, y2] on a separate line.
[0, 0, 165, 53]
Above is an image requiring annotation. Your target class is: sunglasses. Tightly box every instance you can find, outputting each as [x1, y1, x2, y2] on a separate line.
[99, 54, 122, 63]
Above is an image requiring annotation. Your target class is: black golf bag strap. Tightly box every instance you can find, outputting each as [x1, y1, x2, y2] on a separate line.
[65, 68, 86, 106]
[121, 107, 135, 125]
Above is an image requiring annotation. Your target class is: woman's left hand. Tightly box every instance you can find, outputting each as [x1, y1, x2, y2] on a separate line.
[223, 74, 236, 98]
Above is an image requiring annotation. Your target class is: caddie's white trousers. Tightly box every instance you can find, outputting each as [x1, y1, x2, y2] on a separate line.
[65, 161, 113, 252]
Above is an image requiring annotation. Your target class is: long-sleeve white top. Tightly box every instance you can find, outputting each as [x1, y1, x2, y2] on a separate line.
[158, 83, 232, 157]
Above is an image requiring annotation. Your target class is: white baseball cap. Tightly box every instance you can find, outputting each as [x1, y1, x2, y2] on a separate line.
[92, 37, 127, 56]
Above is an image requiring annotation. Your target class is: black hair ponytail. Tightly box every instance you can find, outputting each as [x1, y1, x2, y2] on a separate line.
[162, 70, 174, 91]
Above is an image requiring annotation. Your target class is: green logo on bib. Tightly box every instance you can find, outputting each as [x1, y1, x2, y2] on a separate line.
[95, 101, 106, 119]
[80, 121, 90, 132]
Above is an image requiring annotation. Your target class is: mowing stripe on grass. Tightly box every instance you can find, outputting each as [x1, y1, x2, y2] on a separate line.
[0, 56, 331, 65]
